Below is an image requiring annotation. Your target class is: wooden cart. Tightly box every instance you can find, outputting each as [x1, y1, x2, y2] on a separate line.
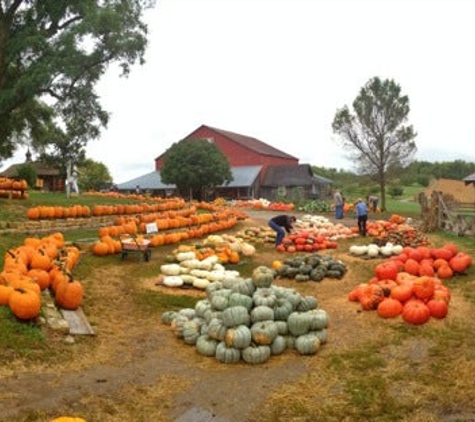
[120, 236, 152, 261]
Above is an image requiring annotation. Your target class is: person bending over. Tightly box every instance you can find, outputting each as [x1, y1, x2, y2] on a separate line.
[268, 215, 297, 247]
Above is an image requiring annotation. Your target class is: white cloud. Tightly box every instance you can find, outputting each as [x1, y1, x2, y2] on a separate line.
[2, 0, 475, 183]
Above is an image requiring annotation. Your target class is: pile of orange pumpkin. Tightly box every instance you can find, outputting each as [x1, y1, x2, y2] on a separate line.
[276, 231, 338, 253]
[348, 243, 472, 324]
[0, 233, 83, 320]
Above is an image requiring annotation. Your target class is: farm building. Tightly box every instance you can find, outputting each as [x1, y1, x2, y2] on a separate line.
[0, 149, 64, 192]
[117, 124, 332, 201]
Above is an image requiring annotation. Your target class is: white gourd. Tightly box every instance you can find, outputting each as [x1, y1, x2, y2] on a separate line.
[241, 243, 256, 256]
[163, 275, 184, 287]
[193, 277, 210, 289]
[176, 251, 196, 262]
[367, 245, 380, 258]
[181, 259, 202, 269]
[161, 263, 182, 276]
[392, 245, 403, 255]
[208, 270, 225, 282]
[181, 274, 196, 285]
[379, 246, 393, 256]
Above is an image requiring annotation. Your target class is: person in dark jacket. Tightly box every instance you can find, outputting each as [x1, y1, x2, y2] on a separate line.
[268, 215, 297, 246]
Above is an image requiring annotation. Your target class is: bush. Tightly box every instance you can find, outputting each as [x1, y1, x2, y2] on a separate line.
[15, 164, 36, 189]
[388, 185, 404, 198]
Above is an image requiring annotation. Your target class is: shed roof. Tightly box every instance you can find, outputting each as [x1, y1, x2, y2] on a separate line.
[463, 172, 475, 185]
[116, 166, 262, 191]
[225, 165, 261, 187]
[116, 171, 174, 191]
[262, 164, 331, 187]
[0, 161, 60, 177]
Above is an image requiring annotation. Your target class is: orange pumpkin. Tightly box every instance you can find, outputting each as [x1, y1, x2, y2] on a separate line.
[377, 297, 403, 318]
[402, 299, 431, 325]
[8, 288, 41, 320]
[412, 276, 436, 300]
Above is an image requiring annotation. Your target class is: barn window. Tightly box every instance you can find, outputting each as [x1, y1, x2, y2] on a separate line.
[277, 186, 286, 197]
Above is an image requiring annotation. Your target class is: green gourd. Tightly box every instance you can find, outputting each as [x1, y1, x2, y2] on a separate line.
[228, 292, 253, 310]
[253, 288, 277, 308]
[250, 305, 275, 323]
[215, 341, 241, 364]
[297, 296, 318, 312]
[270, 335, 287, 355]
[206, 318, 227, 341]
[242, 344, 271, 364]
[225, 325, 252, 349]
[196, 334, 219, 357]
[308, 309, 329, 330]
[251, 266, 275, 288]
[287, 311, 311, 336]
[182, 320, 202, 345]
[273, 298, 294, 321]
[250, 321, 279, 345]
[221, 305, 251, 328]
[295, 333, 321, 355]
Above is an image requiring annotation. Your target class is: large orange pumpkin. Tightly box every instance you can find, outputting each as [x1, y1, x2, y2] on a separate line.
[402, 299, 431, 325]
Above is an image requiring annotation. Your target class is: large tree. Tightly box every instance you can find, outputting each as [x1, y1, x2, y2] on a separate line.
[77, 158, 112, 192]
[160, 139, 233, 200]
[332, 77, 417, 211]
[0, 0, 154, 167]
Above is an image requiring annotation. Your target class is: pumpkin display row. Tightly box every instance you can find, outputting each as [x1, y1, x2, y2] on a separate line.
[26, 198, 187, 220]
[91, 216, 241, 256]
[162, 266, 329, 364]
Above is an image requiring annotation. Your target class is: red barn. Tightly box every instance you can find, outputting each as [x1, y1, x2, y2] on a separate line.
[118, 124, 332, 201]
[155, 125, 298, 172]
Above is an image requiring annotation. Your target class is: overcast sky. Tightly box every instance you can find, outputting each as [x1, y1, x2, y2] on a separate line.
[2, 0, 475, 183]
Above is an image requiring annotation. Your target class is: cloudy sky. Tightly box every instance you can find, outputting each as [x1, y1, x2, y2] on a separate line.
[2, 0, 475, 183]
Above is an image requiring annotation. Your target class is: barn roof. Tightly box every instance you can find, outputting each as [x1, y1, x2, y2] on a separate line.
[116, 166, 262, 191]
[0, 161, 60, 177]
[262, 164, 332, 187]
[202, 125, 297, 160]
[155, 125, 298, 161]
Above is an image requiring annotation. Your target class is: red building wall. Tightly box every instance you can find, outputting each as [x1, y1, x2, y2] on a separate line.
[155, 126, 298, 170]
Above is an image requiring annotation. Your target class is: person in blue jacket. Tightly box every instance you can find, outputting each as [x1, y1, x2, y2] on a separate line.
[268, 214, 296, 247]
[355, 198, 368, 236]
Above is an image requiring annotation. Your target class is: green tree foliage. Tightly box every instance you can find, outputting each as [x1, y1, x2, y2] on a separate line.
[77, 158, 112, 192]
[15, 163, 36, 189]
[160, 139, 233, 200]
[401, 160, 475, 186]
[0, 0, 155, 167]
[332, 77, 417, 211]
